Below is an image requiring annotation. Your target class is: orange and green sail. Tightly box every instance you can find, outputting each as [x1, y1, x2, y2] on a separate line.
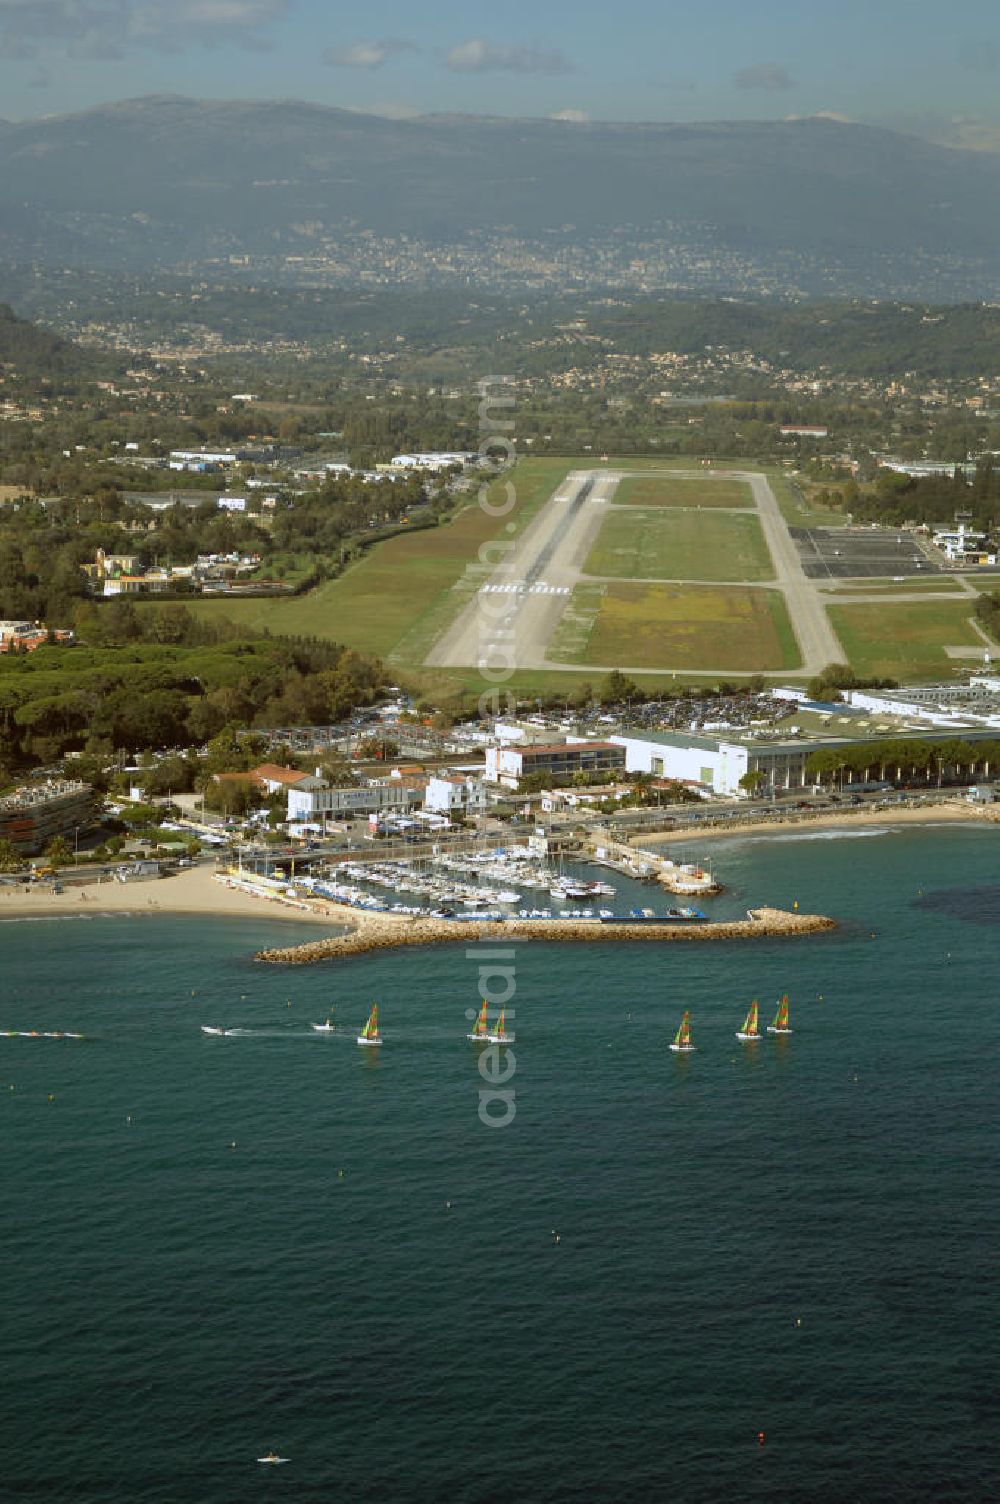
[471, 1001, 489, 1038]
[673, 1010, 692, 1048]
[741, 1000, 759, 1037]
[494, 1009, 509, 1038]
[772, 994, 790, 1030]
[361, 1003, 380, 1040]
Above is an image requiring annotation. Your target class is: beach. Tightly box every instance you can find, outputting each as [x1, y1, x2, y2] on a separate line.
[0, 862, 343, 926]
[643, 798, 998, 846]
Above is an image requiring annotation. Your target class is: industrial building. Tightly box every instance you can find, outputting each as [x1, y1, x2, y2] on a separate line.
[611, 731, 806, 797]
[0, 780, 94, 855]
[612, 720, 1000, 798]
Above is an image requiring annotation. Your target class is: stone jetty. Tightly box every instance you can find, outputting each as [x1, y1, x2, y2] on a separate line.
[255, 904, 835, 966]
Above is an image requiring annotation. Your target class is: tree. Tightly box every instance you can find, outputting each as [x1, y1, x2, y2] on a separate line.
[44, 835, 72, 868]
[0, 837, 24, 872]
[738, 770, 767, 797]
[601, 670, 639, 705]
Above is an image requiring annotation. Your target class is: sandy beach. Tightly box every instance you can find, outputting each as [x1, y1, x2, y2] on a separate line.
[0, 863, 343, 927]
[643, 799, 998, 846]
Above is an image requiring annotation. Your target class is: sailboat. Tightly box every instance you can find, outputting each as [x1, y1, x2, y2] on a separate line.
[467, 1001, 489, 1042]
[486, 1008, 514, 1045]
[736, 1000, 760, 1042]
[767, 994, 793, 1035]
[357, 1004, 383, 1047]
[669, 1010, 696, 1053]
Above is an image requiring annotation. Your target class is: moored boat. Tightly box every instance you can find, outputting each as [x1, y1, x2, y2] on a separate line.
[736, 1000, 760, 1042]
[669, 1010, 696, 1053]
[357, 1003, 383, 1047]
[767, 994, 793, 1035]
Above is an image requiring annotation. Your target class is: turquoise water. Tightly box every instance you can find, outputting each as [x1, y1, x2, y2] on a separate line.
[2, 825, 998, 1502]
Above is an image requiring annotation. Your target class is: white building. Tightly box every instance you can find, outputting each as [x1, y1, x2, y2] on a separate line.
[424, 775, 488, 817]
[169, 448, 241, 467]
[930, 522, 996, 564]
[287, 780, 422, 824]
[389, 451, 475, 472]
[611, 731, 810, 797]
[485, 740, 626, 789]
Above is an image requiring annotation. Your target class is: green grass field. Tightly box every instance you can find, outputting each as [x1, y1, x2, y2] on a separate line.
[584, 509, 775, 583]
[828, 601, 995, 680]
[547, 582, 800, 672]
[770, 471, 849, 529]
[612, 474, 753, 508]
[176, 458, 573, 661]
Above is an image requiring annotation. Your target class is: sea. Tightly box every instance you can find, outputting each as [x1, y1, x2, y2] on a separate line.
[1, 824, 997, 1503]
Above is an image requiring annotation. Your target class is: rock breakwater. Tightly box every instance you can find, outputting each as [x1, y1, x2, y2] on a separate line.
[255, 905, 835, 966]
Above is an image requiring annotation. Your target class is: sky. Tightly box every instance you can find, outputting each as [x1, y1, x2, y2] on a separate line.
[3, 0, 1000, 149]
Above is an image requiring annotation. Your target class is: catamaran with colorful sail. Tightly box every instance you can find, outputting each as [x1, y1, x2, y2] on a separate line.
[767, 994, 793, 1035]
[467, 1001, 489, 1042]
[736, 1000, 760, 1042]
[486, 1009, 514, 1045]
[357, 1003, 383, 1047]
[669, 1010, 696, 1053]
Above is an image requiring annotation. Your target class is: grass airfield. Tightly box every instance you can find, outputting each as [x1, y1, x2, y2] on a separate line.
[172, 457, 998, 694]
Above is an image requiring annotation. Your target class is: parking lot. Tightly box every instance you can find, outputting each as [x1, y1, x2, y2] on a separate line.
[790, 527, 938, 579]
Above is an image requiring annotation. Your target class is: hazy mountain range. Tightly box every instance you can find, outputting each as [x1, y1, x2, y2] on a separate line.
[2, 96, 999, 296]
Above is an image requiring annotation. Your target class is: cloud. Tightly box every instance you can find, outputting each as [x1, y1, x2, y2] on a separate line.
[323, 38, 415, 69]
[444, 38, 571, 75]
[733, 63, 796, 92]
[550, 108, 588, 123]
[0, 0, 292, 60]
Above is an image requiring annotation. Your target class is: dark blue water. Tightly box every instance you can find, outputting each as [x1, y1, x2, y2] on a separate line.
[2, 825, 998, 1502]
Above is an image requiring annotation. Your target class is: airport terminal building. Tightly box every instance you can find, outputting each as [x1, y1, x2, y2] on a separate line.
[611, 731, 808, 797]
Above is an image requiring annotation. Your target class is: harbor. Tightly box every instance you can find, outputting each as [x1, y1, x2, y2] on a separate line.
[242, 839, 720, 923]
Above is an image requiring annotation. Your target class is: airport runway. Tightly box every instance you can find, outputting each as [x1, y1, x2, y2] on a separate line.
[425, 466, 846, 677]
[425, 469, 619, 671]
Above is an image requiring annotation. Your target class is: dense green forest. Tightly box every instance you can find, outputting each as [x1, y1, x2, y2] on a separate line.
[0, 301, 111, 389]
[0, 605, 383, 773]
[845, 463, 1000, 529]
